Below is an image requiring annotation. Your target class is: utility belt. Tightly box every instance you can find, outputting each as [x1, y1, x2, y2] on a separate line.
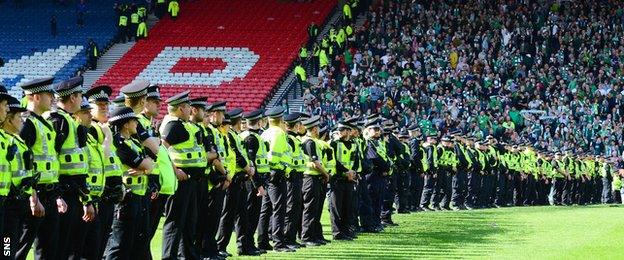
[287, 170, 303, 181]
[269, 170, 286, 183]
[58, 175, 89, 201]
[102, 176, 123, 203]
[232, 172, 248, 184]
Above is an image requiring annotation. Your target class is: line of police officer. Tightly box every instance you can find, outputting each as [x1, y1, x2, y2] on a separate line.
[2, 77, 623, 260]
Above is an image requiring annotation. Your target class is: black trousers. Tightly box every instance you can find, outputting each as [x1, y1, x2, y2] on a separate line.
[16, 189, 60, 260]
[365, 173, 384, 228]
[409, 171, 424, 210]
[244, 179, 263, 249]
[381, 174, 395, 222]
[393, 171, 410, 212]
[57, 192, 85, 260]
[161, 177, 199, 260]
[257, 185, 274, 247]
[433, 170, 452, 208]
[357, 175, 373, 229]
[553, 178, 564, 205]
[602, 175, 613, 203]
[329, 178, 352, 238]
[104, 193, 144, 260]
[349, 179, 359, 230]
[146, 194, 168, 259]
[3, 196, 26, 260]
[216, 175, 251, 252]
[451, 171, 467, 207]
[420, 174, 436, 208]
[495, 170, 507, 206]
[284, 171, 303, 245]
[536, 177, 550, 205]
[197, 180, 225, 258]
[267, 177, 288, 248]
[479, 173, 495, 207]
[593, 177, 602, 204]
[466, 172, 481, 207]
[522, 174, 536, 206]
[81, 201, 104, 260]
[300, 175, 323, 243]
[96, 198, 116, 259]
[562, 178, 574, 205]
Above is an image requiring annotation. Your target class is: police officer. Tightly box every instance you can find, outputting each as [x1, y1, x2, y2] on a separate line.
[363, 118, 390, 231]
[84, 85, 125, 260]
[406, 124, 424, 212]
[69, 97, 101, 259]
[160, 91, 204, 260]
[240, 109, 269, 254]
[329, 122, 358, 240]
[344, 117, 363, 234]
[300, 115, 329, 246]
[120, 80, 160, 157]
[186, 97, 217, 259]
[0, 89, 18, 254]
[217, 108, 258, 256]
[283, 113, 305, 249]
[196, 101, 229, 260]
[434, 135, 455, 211]
[259, 107, 295, 252]
[143, 85, 176, 260]
[2, 95, 38, 260]
[104, 106, 154, 259]
[16, 77, 64, 260]
[45, 77, 93, 259]
[420, 133, 438, 211]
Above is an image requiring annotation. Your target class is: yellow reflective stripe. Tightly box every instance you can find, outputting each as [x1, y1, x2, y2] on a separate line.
[104, 164, 121, 172]
[172, 158, 205, 165]
[13, 170, 27, 178]
[39, 171, 58, 182]
[60, 147, 84, 154]
[60, 162, 88, 170]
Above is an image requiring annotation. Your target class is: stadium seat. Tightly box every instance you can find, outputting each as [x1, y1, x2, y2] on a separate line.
[94, 0, 335, 117]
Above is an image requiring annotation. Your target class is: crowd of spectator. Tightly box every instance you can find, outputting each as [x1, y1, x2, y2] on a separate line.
[296, 0, 624, 157]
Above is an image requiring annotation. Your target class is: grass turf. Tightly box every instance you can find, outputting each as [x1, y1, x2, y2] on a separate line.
[147, 204, 624, 259]
[27, 204, 624, 259]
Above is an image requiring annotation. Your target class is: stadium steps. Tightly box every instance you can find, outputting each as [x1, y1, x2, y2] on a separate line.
[266, 2, 343, 109]
[82, 42, 135, 88]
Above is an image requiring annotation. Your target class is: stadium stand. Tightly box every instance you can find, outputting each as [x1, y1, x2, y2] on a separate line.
[0, 0, 118, 97]
[93, 0, 337, 114]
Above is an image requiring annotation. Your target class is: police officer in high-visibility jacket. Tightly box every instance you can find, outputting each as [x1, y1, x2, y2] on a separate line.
[104, 107, 154, 259]
[434, 135, 457, 211]
[168, 0, 179, 20]
[83, 85, 124, 260]
[420, 132, 438, 211]
[329, 122, 358, 240]
[240, 109, 269, 254]
[129, 4, 140, 41]
[144, 85, 177, 260]
[282, 113, 306, 248]
[115, 3, 129, 43]
[2, 95, 38, 260]
[362, 117, 389, 232]
[0, 88, 14, 246]
[345, 118, 367, 233]
[160, 91, 205, 260]
[195, 101, 230, 259]
[216, 108, 259, 256]
[300, 115, 329, 247]
[186, 97, 217, 258]
[259, 107, 295, 252]
[46, 77, 94, 259]
[70, 97, 102, 259]
[406, 124, 424, 212]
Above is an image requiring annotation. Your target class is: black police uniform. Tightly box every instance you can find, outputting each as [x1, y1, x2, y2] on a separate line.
[161, 118, 204, 260]
[329, 136, 359, 239]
